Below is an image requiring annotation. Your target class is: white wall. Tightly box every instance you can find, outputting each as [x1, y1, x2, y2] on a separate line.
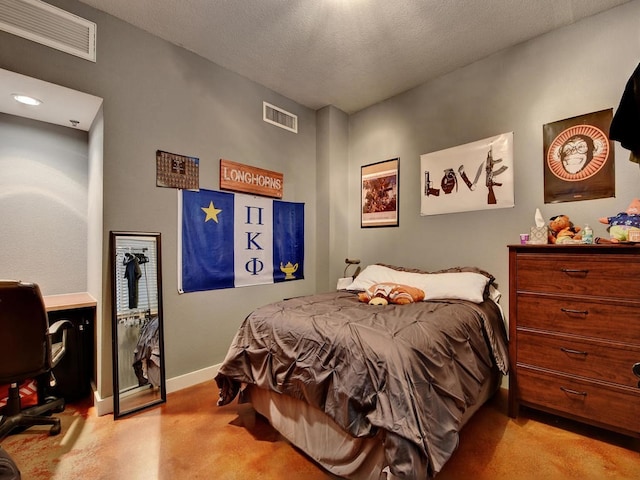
[0, 113, 88, 295]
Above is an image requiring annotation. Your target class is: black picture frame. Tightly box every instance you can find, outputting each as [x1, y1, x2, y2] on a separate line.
[361, 158, 399, 228]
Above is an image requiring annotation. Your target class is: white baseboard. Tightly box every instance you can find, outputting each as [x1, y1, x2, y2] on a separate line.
[93, 363, 221, 416]
[166, 363, 220, 393]
[93, 389, 113, 417]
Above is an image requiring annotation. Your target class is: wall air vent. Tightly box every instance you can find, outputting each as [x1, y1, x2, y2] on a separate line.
[0, 0, 96, 62]
[263, 101, 298, 133]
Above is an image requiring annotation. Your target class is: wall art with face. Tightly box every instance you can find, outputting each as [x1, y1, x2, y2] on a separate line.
[543, 109, 614, 203]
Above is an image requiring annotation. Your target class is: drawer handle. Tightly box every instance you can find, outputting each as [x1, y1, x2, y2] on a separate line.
[560, 386, 587, 397]
[560, 347, 588, 356]
[560, 308, 588, 316]
[560, 268, 589, 276]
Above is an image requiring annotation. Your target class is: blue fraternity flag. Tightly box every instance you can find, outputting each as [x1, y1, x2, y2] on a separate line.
[179, 189, 304, 293]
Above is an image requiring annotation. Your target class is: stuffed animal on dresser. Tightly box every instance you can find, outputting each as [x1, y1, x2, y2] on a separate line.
[599, 198, 640, 242]
[548, 214, 582, 244]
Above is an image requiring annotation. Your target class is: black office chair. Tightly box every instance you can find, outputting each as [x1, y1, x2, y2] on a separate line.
[0, 280, 72, 440]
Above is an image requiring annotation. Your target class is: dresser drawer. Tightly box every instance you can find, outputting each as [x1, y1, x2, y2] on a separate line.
[516, 254, 640, 299]
[516, 294, 640, 343]
[516, 366, 640, 434]
[517, 330, 640, 388]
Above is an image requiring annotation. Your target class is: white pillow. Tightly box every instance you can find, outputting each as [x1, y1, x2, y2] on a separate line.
[347, 265, 424, 290]
[346, 264, 490, 303]
[419, 272, 489, 303]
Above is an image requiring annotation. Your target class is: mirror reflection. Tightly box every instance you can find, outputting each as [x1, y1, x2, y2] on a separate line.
[110, 231, 166, 418]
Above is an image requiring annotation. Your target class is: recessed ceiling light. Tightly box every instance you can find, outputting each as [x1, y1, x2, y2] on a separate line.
[12, 94, 42, 106]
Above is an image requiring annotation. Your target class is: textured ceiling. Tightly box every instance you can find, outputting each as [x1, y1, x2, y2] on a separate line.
[56, 1, 639, 113]
[74, 0, 631, 113]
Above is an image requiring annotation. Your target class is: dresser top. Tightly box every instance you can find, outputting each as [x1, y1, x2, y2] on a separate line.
[508, 243, 640, 254]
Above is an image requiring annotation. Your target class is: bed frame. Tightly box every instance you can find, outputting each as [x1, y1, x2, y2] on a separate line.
[241, 371, 501, 480]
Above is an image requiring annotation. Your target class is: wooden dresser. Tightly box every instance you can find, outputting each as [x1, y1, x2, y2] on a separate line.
[508, 244, 640, 437]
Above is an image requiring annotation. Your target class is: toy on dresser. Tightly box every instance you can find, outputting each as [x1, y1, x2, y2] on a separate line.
[548, 214, 582, 244]
[599, 198, 640, 243]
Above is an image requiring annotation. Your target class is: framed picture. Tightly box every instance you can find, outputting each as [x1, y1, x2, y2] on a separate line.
[543, 109, 614, 203]
[361, 158, 399, 228]
[420, 133, 514, 216]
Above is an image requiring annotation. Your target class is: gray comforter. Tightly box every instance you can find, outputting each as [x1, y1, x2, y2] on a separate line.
[215, 291, 509, 479]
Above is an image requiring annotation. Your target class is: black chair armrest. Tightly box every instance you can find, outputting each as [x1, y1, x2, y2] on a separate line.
[48, 320, 73, 368]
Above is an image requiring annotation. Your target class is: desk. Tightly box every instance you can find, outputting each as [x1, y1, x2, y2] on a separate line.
[44, 292, 96, 312]
[44, 293, 96, 402]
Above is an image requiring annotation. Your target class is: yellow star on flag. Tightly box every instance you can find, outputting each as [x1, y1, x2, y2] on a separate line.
[201, 201, 222, 223]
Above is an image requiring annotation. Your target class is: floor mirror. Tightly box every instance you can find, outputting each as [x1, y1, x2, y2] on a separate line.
[110, 231, 166, 418]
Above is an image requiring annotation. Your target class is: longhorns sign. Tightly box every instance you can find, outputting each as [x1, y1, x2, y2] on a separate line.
[220, 159, 283, 198]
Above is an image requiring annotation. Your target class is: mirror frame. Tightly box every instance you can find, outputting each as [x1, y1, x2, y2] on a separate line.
[110, 231, 166, 418]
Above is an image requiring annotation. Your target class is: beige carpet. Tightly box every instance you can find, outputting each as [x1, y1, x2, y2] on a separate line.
[1, 383, 638, 479]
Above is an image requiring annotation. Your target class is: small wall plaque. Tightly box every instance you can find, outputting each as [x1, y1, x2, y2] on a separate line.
[156, 150, 199, 190]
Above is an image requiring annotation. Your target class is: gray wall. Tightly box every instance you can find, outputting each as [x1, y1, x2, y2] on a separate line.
[0, 113, 88, 294]
[0, 0, 318, 398]
[1, 0, 639, 400]
[316, 105, 350, 292]
[346, 1, 640, 320]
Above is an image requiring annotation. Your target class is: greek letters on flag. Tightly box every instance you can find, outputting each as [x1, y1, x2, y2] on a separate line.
[179, 189, 304, 293]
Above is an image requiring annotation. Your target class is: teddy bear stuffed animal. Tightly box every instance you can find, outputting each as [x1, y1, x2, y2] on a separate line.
[548, 214, 582, 244]
[599, 198, 640, 242]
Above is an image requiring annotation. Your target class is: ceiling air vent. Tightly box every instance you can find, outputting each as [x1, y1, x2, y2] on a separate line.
[0, 0, 96, 62]
[263, 101, 298, 133]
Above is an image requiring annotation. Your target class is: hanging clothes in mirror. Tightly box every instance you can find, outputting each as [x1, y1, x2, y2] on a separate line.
[123, 252, 142, 309]
[132, 315, 161, 388]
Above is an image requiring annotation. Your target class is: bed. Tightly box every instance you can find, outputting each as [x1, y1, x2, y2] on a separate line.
[215, 264, 509, 480]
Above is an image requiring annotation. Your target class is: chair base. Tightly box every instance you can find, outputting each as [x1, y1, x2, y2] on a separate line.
[0, 387, 65, 441]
